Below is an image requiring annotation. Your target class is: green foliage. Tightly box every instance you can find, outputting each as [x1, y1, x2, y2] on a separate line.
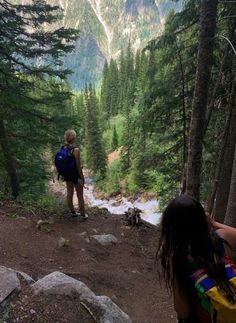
[37, 221, 52, 233]
[63, 239, 70, 247]
[95, 0, 198, 200]
[103, 114, 124, 152]
[60, 0, 183, 89]
[111, 125, 119, 151]
[96, 159, 121, 195]
[17, 193, 67, 216]
[100, 59, 119, 119]
[2, 0, 234, 210]
[84, 84, 107, 179]
[0, 0, 79, 199]
[106, 0, 236, 205]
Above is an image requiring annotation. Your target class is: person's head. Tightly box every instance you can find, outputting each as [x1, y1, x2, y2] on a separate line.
[161, 193, 210, 250]
[64, 129, 76, 145]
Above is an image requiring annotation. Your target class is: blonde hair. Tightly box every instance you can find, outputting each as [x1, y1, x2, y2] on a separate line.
[64, 129, 77, 145]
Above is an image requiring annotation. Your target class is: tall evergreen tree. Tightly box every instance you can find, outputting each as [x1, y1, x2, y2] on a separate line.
[186, 0, 218, 199]
[111, 125, 119, 151]
[100, 59, 119, 119]
[108, 59, 119, 116]
[0, 0, 79, 197]
[84, 84, 106, 180]
[100, 60, 109, 119]
[118, 49, 126, 110]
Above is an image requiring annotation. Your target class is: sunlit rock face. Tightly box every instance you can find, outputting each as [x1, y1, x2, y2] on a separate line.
[16, 0, 183, 88]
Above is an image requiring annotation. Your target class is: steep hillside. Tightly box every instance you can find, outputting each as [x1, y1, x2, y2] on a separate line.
[17, 0, 183, 88]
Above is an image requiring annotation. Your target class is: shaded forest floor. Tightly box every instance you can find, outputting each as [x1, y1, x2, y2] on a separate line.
[0, 203, 175, 323]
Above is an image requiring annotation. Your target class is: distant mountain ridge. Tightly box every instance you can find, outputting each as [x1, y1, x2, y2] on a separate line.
[18, 0, 183, 88]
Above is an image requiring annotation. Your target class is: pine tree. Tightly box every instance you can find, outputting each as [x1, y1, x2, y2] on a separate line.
[108, 59, 119, 116]
[100, 60, 109, 120]
[111, 125, 119, 151]
[186, 0, 218, 199]
[100, 59, 119, 119]
[96, 0, 235, 207]
[0, 0, 79, 197]
[118, 49, 126, 110]
[84, 84, 107, 180]
[132, 50, 149, 188]
[134, 50, 141, 80]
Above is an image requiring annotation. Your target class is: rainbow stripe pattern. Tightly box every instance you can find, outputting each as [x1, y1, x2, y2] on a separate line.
[189, 257, 236, 323]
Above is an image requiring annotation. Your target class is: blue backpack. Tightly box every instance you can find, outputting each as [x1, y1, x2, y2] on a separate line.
[54, 146, 76, 178]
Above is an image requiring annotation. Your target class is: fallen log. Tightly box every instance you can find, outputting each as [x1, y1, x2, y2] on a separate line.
[140, 218, 157, 230]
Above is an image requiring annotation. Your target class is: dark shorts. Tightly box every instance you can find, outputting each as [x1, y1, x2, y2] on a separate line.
[64, 170, 81, 185]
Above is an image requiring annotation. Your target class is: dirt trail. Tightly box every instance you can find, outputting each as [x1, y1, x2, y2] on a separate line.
[0, 204, 176, 323]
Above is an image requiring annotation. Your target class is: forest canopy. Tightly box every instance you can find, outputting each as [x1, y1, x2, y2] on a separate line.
[0, 0, 236, 226]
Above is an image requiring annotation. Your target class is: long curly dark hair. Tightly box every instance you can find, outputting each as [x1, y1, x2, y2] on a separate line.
[158, 194, 236, 303]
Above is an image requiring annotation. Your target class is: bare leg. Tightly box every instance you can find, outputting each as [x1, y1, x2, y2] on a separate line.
[66, 181, 74, 212]
[75, 183, 85, 215]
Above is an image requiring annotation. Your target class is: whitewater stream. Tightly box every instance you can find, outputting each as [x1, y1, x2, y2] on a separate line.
[49, 178, 161, 225]
[83, 184, 161, 226]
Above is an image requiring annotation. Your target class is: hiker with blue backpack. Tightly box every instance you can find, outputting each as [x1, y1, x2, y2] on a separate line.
[55, 129, 88, 219]
[157, 194, 236, 323]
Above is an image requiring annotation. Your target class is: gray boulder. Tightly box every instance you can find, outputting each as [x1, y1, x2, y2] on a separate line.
[32, 271, 95, 300]
[0, 266, 34, 310]
[86, 295, 132, 323]
[32, 271, 131, 323]
[92, 234, 118, 246]
[17, 271, 35, 285]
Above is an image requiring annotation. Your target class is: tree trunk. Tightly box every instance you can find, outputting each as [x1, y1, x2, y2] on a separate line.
[176, 46, 187, 193]
[224, 145, 236, 227]
[205, 110, 232, 215]
[214, 72, 236, 222]
[186, 0, 218, 199]
[204, 19, 236, 216]
[0, 120, 20, 198]
[204, 18, 236, 134]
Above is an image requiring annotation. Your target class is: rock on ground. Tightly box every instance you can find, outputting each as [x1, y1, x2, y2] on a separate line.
[92, 234, 118, 246]
[0, 266, 34, 310]
[32, 271, 131, 323]
[32, 271, 95, 300]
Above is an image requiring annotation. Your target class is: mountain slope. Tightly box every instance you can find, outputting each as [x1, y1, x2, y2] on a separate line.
[18, 0, 183, 88]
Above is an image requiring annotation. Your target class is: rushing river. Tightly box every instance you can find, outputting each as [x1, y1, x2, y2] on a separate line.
[49, 179, 161, 225]
[83, 184, 161, 225]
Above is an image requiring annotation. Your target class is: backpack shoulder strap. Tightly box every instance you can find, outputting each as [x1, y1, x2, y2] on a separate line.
[69, 145, 77, 155]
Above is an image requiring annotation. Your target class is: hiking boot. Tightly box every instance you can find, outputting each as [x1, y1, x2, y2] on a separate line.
[79, 214, 88, 221]
[70, 210, 80, 217]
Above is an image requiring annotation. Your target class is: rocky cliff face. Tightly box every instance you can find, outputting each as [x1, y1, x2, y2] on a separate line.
[18, 0, 183, 88]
